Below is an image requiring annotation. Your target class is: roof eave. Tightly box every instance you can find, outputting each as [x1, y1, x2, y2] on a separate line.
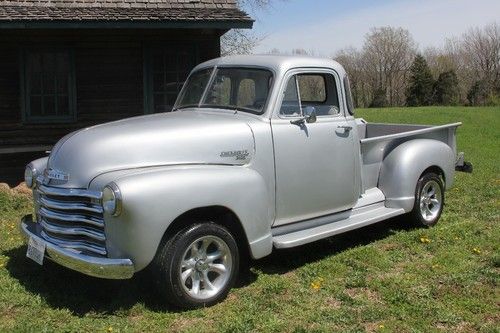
[0, 19, 254, 29]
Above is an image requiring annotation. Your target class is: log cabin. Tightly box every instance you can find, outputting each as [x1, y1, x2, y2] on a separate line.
[0, 0, 252, 185]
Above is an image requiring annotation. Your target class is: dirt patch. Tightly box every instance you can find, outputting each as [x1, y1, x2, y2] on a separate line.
[364, 321, 385, 333]
[345, 287, 383, 304]
[0, 306, 20, 331]
[379, 243, 399, 251]
[325, 297, 341, 309]
[169, 317, 214, 332]
[452, 321, 476, 333]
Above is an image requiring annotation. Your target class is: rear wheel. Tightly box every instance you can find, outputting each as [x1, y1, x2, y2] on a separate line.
[409, 172, 444, 227]
[152, 222, 239, 309]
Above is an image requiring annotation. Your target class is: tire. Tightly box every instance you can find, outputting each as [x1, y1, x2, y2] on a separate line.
[409, 172, 445, 227]
[152, 222, 239, 309]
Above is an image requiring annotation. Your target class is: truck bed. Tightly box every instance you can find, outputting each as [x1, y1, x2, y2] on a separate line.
[356, 119, 461, 192]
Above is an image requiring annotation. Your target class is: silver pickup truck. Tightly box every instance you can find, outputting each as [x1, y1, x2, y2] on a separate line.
[21, 55, 472, 309]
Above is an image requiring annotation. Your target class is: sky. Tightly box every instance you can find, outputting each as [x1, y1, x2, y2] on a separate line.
[249, 0, 500, 56]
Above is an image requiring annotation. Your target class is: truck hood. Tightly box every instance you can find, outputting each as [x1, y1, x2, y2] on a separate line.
[47, 110, 256, 188]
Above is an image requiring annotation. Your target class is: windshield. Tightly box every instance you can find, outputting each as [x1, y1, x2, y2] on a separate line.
[175, 67, 273, 114]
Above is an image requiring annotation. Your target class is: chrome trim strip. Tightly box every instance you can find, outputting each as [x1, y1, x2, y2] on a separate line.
[40, 219, 106, 242]
[38, 207, 104, 228]
[41, 230, 107, 256]
[21, 216, 133, 279]
[360, 122, 462, 144]
[38, 184, 102, 200]
[39, 196, 104, 214]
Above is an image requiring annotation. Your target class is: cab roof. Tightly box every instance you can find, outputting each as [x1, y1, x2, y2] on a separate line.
[193, 55, 347, 77]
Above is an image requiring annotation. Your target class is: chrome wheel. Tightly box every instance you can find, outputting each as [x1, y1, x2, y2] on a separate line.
[419, 180, 442, 222]
[179, 235, 233, 300]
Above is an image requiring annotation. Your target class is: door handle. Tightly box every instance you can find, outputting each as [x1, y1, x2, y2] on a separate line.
[337, 125, 352, 131]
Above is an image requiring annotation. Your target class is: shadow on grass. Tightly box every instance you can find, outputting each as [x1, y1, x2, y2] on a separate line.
[3, 246, 175, 315]
[252, 216, 415, 275]
[3, 216, 414, 315]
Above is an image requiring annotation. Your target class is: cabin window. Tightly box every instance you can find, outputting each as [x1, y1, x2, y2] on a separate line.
[280, 72, 340, 117]
[144, 45, 199, 114]
[279, 76, 301, 116]
[21, 49, 76, 123]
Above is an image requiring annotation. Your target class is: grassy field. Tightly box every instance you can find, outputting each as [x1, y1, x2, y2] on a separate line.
[0, 106, 498, 332]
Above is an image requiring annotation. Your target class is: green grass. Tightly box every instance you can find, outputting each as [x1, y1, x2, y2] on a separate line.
[1, 106, 499, 332]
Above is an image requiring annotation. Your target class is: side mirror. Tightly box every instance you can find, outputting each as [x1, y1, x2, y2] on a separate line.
[304, 106, 317, 123]
[306, 111, 317, 123]
[290, 106, 317, 126]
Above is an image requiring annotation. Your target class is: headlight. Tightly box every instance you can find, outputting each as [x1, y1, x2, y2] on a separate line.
[24, 164, 37, 188]
[102, 182, 122, 216]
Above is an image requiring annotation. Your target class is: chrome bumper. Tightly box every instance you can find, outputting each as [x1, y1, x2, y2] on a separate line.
[21, 215, 134, 279]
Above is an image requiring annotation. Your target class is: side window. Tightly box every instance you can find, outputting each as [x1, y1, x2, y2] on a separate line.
[344, 76, 355, 115]
[297, 74, 326, 102]
[279, 73, 340, 117]
[279, 76, 301, 116]
[297, 73, 340, 116]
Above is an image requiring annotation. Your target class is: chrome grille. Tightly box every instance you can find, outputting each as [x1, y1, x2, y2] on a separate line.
[35, 184, 106, 257]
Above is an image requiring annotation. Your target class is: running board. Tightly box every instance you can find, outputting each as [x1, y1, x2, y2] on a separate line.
[272, 205, 405, 249]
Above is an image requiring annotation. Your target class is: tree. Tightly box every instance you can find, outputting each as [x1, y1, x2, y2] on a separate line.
[369, 88, 387, 108]
[461, 23, 499, 93]
[440, 22, 500, 104]
[467, 79, 490, 106]
[433, 70, 459, 105]
[362, 26, 416, 106]
[335, 47, 368, 107]
[221, 30, 259, 56]
[334, 27, 416, 108]
[406, 55, 434, 106]
[221, 0, 279, 56]
[423, 47, 457, 79]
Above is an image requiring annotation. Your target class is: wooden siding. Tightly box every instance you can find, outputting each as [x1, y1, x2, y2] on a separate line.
[0, 29, 221, 185]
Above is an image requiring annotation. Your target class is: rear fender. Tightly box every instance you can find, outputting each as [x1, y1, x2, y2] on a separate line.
[378, 139, 455, 212]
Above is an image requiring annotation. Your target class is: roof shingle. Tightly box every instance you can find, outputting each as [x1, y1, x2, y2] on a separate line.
[0, 0, 252, 26]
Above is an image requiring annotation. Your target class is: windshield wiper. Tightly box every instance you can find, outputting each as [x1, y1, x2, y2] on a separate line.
[172, 104, 198, 111]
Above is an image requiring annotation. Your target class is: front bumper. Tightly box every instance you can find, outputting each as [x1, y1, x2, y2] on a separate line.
[20, 215, 134, 279]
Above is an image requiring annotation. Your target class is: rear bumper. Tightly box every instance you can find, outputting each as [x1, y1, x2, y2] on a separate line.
[20, 215, 134, 279]
[455, 152, 473, 173]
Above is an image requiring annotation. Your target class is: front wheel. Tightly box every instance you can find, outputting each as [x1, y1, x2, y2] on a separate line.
[409, 172, 445, 227]
[152, 222, 239, 309]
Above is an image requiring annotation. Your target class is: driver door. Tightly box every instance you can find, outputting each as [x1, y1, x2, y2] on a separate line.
[271, 70, 358, 226]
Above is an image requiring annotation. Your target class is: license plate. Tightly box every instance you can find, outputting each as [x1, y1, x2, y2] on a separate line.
[26, 237, 46, 265]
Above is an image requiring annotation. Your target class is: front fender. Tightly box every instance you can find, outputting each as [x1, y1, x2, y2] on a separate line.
[95, 165, 273, 272]
[378, 139, 455, 212]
